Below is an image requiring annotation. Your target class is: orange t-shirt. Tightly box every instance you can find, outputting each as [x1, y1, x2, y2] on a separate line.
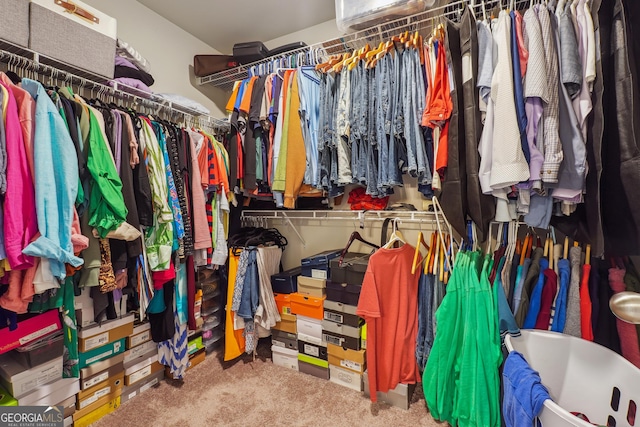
[356, 244, 421, 401]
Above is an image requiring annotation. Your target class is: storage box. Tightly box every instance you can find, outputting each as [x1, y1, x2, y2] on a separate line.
[77, 371, 124, 410]
[189, 348, 206, 368]
[296, 316, 323, 346]
[125, 361, 163, 386]
[322, 327, 361, 350]
[78, 314, 134, 353]
[29, 0, 117, 78]
[0, 385, 17, 406]
[19, 377, 79, 406]
[120, 369, 163, 405]
[0, 354, 62, 398]
[298, 353, 329, 368]
[64, 416, 73, 427]
[273, 313, 297, 334]
[298, 360, 329, 380]
[274, 293, 292, 315]
[297, 276, 327, 297]
[326, 281, 362, 306]
[271, 345, 299, 371]
[188, 335, 204, 355]
[13, 332, 64, 368]
[73, 395, 120, 427]
[271, 267, 302, 294]
[324, 308, 360, 328]
[79, 354, 124, 390]
[290, 293, 325, 319]
[271, 330, 297, 351]
[60, 395, 76, 418]
[330, 253, 370, 285]
[335, 0, 431, 33]
[126, 322, 151, 349]
[124, 353, 157, 378]
[301, 249, 342, 279]
[79, 338, 125, 369]
[123, 341, 157, 365]
[0, 309, 61, 354]
[361, 324, 367, 349]
[363, 370, 416, 410]
[327, 343, 366, 374]
[297, 340, 327, 360]
[329, 364, 362, 391]
[0, 0, 29, 47]
[75, 286, 94, 328]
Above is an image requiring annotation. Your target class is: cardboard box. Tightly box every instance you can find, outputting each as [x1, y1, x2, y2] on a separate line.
[298, 360, 329, 380]
[19, 377, 79, 406]
[78, 314, 134, 353]
[0, 354, 62, 398]
[64, 416, 73, 427]
[327, 344, 366, 374]
[79, 338, 125, 369]
[77, 371, 124, 409]
[361, 324, 367, 349]
[125, 361, 163, 386]
[271, 345, 298, 371]
[123, 340, 157, 365]
[330, 364, 362, 391]
[73, 396, 120, 427]
[79, 354, 124, 390]
[297, 353, 328, 369]
[126, 322, 151, 349]
[301, 249, 342, 279]
[274, 293, 292, 315]
[77, 372, 124, 411]
[323, 308, 361, 328]
[290, 293, 325, 319]
[296, 316, 323, 346]
[188, 335, 204, 355]
[13, 332, 64, 368]
[0, 384, 17, 406]
[187, 348, 206, 371]
[329, 253, 370, 285]
[0, 309, 62, 354]
[323, 324, 361, 350]
[297, 340, 327, 360]
[73, 386, 121, 421]
[272, 313, 297, 334]
[326, 281, 362, 306]
[322, 320, 362, 339]
[59, 395, 76, 418]
[74, 286, 94, 328]
[363, 370, 416, 410]
[297, 276, 326, 298]
[271, 330, 297, 351]
[120, 369, 163, 405]
[124, 353, 157, 376]
[271, 267, 301, 294]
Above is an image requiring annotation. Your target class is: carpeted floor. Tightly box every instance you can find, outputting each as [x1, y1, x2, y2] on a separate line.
[93, 339, 444, 427]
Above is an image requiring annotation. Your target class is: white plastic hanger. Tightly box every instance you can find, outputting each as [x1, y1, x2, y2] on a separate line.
[383, 218, 406, 249]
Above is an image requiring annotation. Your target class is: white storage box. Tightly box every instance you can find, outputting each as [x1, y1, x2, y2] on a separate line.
[335, 0, 437, 33]
[271, 345, 299, 371]
[329, 364, 362, 391]
[296, 315, 323, 346]
[0, 0, 29, 47]
[29, 0, 117, 78]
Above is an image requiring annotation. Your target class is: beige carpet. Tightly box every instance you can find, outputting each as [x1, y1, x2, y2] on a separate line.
[93, 340, 445, 427]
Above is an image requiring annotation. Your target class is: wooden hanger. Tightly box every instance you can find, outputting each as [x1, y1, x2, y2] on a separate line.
[412, 231, 430, 274]
[563, 236, 569, 259]
[428, 233, 439, 275]
[585, 244, 591, 266]
[519, 234, 530, 266]
[425, 232, 437, 275]
[337, 231, 379, 267]
[543, 237, 550, 258]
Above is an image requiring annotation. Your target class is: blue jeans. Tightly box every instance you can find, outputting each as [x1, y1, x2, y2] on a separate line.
[416, 272, 435, 370]
[238, 249, 259, 319]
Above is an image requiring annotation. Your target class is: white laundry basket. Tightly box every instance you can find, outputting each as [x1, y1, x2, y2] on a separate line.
[504, 330, 640, 427]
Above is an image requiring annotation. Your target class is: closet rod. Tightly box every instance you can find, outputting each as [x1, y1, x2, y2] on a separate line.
[198, 0, 530, 90]
[0, 39, 230, 130]
[241, 210, 441, 223]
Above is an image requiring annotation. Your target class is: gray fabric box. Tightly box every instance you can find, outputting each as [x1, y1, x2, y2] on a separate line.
[0, 0, 29, 47]
[29, 0, 116, 78]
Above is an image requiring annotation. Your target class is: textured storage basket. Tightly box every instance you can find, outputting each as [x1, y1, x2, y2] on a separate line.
[505, 330, 640, 427]
[0, 0, 29, 47]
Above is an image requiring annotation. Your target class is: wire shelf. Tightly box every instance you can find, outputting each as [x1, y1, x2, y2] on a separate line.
[0, 39, 230, 131]
[197, 0, 530, 91]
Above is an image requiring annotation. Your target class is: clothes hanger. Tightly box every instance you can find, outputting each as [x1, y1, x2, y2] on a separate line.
[585, 244, 591, 265]
[520, 234, 530, 265]
[383, 218, 406, 249]
[412, 231, 431, 274]
[563, 236, 569, 259]
[425, 232, 437, 275]
[337, 231, 380, 267]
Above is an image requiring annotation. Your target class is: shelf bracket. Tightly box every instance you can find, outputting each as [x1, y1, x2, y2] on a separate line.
[281, 212, 306, 247]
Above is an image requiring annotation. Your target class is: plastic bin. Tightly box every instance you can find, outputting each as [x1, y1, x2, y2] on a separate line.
[504, 330, 640, 427]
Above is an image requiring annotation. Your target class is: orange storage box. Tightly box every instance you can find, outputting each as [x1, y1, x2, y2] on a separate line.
[273, 293, 292, 315]
[290, 293, 325, 320]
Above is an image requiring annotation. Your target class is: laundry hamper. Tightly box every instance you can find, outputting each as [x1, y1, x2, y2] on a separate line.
[504, 330, 640, 427]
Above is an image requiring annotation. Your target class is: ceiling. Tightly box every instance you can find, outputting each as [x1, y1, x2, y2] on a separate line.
[138, 0, 337, 53]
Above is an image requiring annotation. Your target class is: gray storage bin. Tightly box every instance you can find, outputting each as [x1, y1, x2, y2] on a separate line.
[363, 370, 416, 410]
[0, 0, 29, 47]
[29, 0, 117, 78]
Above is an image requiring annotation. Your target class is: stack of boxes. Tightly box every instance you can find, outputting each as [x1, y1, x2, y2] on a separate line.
[122, 322, 163, 404]
[325, 253, 368, 392]
[75, 313, 134, 426]
[0, 310, 74, 422]
[270, 267, 300, 370]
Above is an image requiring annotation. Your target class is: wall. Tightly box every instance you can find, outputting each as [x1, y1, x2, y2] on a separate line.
[264, 19, 342, 50]
[83, 0, 228, 117]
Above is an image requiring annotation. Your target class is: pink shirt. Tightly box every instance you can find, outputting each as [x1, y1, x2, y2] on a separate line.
[188, 131, 212, 251]
[0, 73, 35, 178]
